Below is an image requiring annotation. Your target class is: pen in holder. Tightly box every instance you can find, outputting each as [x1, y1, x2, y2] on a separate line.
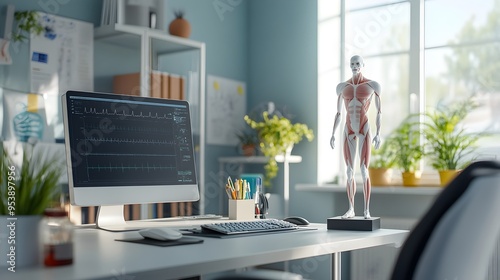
[225, 176, 256, 220]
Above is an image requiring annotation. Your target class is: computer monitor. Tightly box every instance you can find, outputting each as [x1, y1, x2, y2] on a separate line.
[61, 90, 199, 231]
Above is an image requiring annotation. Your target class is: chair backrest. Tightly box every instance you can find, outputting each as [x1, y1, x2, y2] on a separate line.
[391, 161, 500, 280]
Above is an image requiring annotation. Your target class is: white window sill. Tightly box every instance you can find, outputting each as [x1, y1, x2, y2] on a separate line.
[296, 184, 443, 196]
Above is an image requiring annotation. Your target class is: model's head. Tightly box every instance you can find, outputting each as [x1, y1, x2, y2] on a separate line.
[350, 55, 364, 75]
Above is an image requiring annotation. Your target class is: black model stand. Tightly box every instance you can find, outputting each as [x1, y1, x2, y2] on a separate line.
[327, 216, 380, 231]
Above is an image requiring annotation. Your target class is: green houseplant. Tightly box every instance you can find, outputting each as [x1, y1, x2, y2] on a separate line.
[369, 137, 398, 186]
[235, 130, 259, 156]
[12, 11, 44, 42]
[390, 116, 424, 186]
[244, 112, 314, 187]
[0, 142, 64, 267]
[422, 101, 481, 186]
[0, 143, 63, 215]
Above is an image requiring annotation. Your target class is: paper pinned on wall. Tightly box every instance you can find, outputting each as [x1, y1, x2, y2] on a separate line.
[206, 75, 246, 146]
[29, 12, 93, 141]
[1, 89, 54, 143]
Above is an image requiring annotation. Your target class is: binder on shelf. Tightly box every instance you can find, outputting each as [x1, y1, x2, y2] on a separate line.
[124, 204, 131, 221]
[180, 75, 186, 100]
[113, 72, 185, 101]
[168, 74, 182, 100]
[112, 72, 163, 97]
[161, 72, 169, 99]
[150, 70, 162, 98]
[123, 204, 140, 221]
[131, 204, 141, 220]
[157, 203, 164, 218]
[113, 72, 141, 96]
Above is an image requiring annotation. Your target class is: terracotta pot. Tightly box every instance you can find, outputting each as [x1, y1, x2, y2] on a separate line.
[402, 171, 421, 187]
[241, 144, 256, 157]
[369, 168, 393, 186]
[169, 17, 191, 38]
[439, 170, 460, 186]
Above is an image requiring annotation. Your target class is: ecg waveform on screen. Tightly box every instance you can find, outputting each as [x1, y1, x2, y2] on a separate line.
[87, 163, 177, 172]
[68, 96, 196, 186]
[81, 107, 187, 123]
[82, 137, 175, 145]
[84, 123, 171, 134]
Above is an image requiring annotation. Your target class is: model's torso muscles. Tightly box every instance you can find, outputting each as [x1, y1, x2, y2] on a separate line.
[341, 82, 374, 135]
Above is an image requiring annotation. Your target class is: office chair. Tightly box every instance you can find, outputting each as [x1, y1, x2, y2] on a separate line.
[391, 161, 500, 280]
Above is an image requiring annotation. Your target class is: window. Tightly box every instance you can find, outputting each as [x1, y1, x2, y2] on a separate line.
[318, 0, 500, 184]
[424, 0, 500, 158]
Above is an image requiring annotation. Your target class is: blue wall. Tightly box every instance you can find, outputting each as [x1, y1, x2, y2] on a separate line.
[0, 0, 322, 218]
[248, 0, 325, 221]
[165, 0, 249, 215]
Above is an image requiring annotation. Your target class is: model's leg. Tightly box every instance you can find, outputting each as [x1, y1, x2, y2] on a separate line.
[359, 129, 372, 219]
[342, 128, 357, 219]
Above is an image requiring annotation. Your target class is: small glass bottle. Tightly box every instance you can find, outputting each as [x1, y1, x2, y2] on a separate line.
[40, 208, 74, 266]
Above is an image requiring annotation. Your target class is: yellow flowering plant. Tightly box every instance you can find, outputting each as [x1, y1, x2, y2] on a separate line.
[244, 112, 314, 187]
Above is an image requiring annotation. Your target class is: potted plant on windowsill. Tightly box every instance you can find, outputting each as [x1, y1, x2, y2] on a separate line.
[390, 116, 424, 186]
[244, 112, 314, 187]
[422, 100, 482, 186]
[369, 136, 397, 186]
[0, 142, 64, 267]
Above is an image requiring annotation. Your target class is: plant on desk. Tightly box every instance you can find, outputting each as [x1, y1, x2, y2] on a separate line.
[0, 141, 64, 267]
[244, 112, 314, 187]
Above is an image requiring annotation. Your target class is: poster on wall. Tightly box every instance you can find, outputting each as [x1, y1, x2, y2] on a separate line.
[30, 12, 93, 141]
[1, 88, 54, 143]
[206, 75, 246, 146]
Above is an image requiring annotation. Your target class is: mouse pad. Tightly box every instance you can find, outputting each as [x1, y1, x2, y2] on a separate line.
[115, 236, 204, 247]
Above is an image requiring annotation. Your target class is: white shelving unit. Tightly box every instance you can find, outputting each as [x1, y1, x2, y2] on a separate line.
[94, 24, 206, 215]
[218, 155, 302, 217]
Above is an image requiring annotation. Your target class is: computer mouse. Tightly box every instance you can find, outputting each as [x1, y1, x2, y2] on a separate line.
[283, 216, 310, 226]
[139, 228, 183, 241]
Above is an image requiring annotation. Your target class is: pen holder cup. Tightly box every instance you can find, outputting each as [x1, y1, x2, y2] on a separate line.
[228, 199, 255, 220]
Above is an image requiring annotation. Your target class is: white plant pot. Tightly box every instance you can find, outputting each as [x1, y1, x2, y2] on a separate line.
[0, 215, 42, 269]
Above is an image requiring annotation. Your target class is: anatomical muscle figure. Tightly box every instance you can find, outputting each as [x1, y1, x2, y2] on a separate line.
[330, 55, 381, 219]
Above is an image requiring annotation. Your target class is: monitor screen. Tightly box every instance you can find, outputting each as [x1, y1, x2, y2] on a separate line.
[62, 90, 199, 230]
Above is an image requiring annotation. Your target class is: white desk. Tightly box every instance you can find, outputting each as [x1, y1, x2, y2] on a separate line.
[3, 223, 407, 280]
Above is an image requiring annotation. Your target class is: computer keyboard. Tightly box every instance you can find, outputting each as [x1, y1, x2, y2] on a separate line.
[200, 219, 299, 235]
